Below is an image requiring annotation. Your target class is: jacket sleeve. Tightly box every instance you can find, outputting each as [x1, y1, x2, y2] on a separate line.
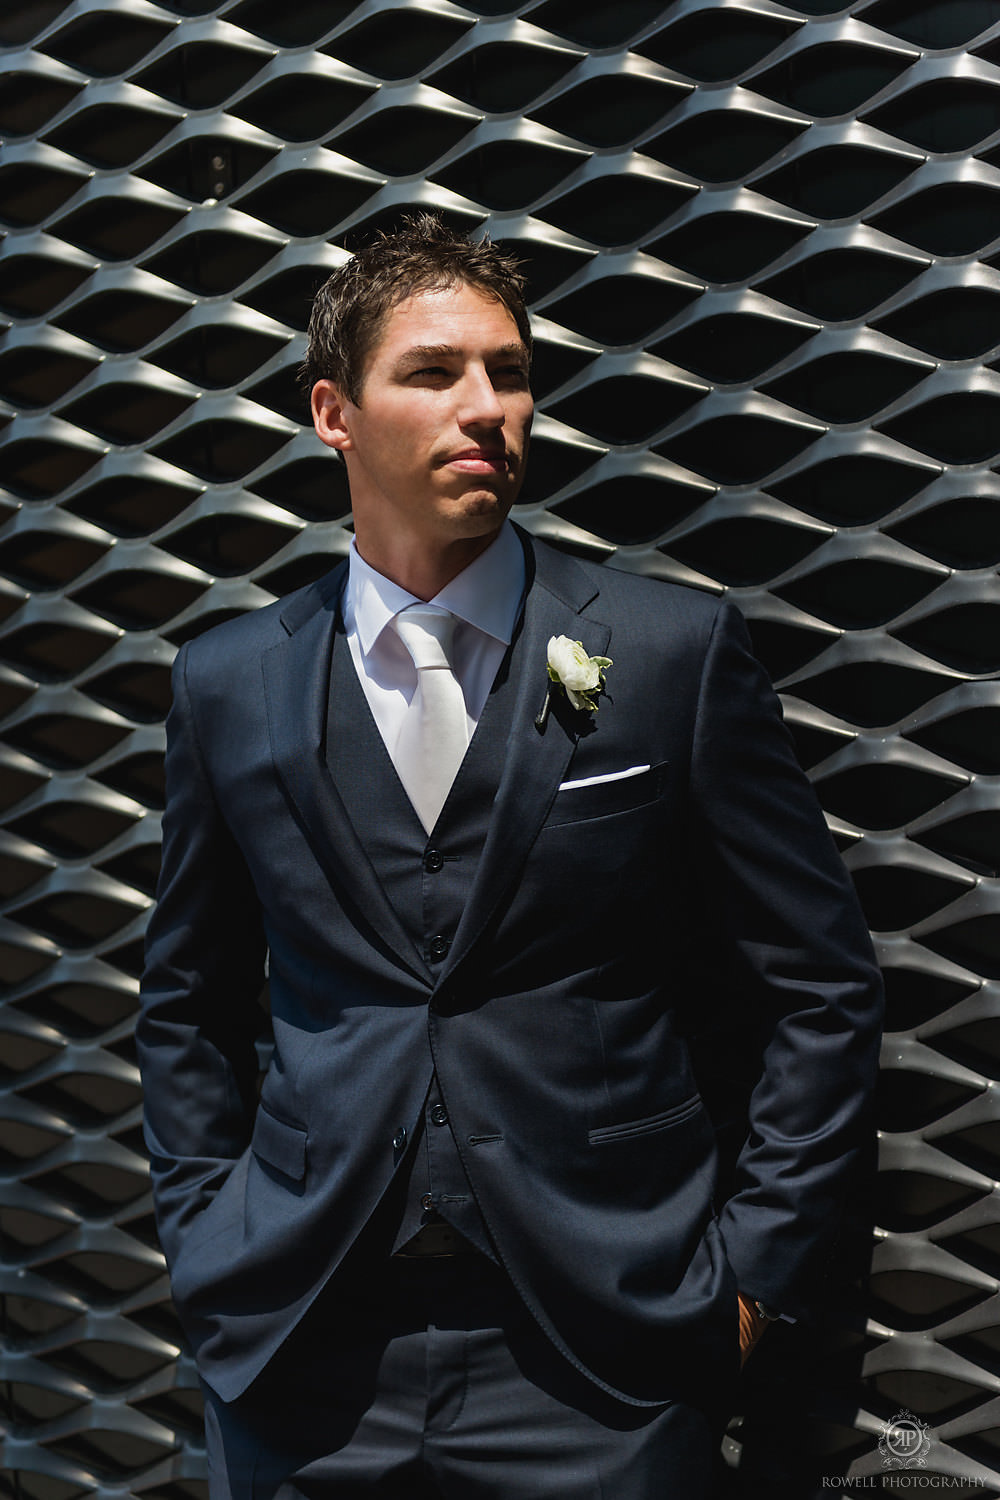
[137, 642, 266, 1271]
[688, 599, 883, 1320]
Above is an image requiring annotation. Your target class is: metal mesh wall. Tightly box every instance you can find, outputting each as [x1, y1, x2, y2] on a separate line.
[3, 0, 1000, 1495]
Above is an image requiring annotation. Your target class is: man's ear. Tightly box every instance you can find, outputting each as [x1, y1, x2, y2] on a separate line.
[311, 380, 354, 452]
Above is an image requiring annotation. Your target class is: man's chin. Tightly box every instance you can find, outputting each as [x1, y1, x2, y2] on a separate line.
[443, 487, 517, 532]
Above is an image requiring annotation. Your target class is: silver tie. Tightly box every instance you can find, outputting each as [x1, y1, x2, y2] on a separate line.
[392, 605, 469, 834]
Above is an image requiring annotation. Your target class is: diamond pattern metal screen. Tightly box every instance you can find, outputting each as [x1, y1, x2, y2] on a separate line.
[3, 1, 1000, 1495]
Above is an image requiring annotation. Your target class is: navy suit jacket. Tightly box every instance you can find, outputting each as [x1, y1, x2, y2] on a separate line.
[137, 530, 883, 1407]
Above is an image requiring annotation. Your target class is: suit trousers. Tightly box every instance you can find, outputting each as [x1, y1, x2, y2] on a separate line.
[201, 1250, 727, 1500]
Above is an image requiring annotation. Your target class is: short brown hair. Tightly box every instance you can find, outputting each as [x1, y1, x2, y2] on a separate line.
[301, 213, 531, 403]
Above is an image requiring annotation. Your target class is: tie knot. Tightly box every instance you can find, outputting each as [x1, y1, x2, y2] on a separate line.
[393, 605, 456, 672]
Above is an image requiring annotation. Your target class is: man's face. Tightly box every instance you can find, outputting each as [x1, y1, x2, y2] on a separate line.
[313, 281, 533, 562]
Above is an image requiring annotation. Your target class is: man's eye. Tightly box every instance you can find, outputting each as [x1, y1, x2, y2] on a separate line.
[493, 366, 529, 385]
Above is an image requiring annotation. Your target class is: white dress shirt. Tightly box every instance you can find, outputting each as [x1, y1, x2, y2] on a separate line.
[342, 521, 526, 764]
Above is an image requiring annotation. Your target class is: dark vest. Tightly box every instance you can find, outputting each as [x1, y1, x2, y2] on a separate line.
[326, 621, 517, 1257]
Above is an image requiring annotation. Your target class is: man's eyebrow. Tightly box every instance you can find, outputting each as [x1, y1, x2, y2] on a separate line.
[394, 342, 529, 369]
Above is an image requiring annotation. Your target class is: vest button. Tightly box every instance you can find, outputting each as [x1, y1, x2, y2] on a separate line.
[428, 935, 450, 962]
[424, 849, 444, 873]
[430, 1104, 448, 1127]
[392, 1126, 407, 1150]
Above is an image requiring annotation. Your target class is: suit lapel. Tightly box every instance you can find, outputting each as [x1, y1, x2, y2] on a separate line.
[261, 564, 432, 986]
[438, 534, 611, 986]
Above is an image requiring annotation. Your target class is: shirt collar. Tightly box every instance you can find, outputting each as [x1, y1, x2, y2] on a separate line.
[346, 521, 525, 658]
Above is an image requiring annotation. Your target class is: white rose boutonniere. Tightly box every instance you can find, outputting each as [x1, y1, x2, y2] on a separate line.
[546, 635, 613, 713]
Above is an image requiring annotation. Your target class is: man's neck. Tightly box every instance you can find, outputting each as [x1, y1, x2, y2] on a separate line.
[352, 529, 504, 602]
[346, 524, 525, 664]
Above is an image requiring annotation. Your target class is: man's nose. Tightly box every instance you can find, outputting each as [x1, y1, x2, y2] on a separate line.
[458, 366, 505, 427]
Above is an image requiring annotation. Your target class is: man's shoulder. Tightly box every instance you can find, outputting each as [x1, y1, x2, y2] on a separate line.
[528, 531, 726, 636]
[179, 558, 346, 674]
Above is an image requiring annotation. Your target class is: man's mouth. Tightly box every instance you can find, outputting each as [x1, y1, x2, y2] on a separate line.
[446, 447, 510, 475]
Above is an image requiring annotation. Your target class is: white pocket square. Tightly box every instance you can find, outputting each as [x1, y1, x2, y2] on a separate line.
[558, 765, 651, 791]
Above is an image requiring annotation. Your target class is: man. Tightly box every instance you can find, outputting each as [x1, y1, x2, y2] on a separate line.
[137, 215, 883, 1498]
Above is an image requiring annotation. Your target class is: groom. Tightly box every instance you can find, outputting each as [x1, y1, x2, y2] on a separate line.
[137, 215, 883, 1498]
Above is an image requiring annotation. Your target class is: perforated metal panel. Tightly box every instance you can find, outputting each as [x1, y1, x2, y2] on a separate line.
[3, 1, 1000, 1496]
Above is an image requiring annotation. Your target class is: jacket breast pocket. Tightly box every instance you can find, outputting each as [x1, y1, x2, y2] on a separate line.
[588, 1092, 704, 1146]
[251, 1101, 308, 1181]
[547, 761, 667, 828]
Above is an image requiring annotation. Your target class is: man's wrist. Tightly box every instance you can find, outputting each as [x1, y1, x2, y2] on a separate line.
[737, 1291, 777, 1367]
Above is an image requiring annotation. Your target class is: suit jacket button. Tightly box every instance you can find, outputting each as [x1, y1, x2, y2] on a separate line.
[392, 1127, 407, 1150]
[424, 849, 444, 873]
[430, 1104, 448, 1126]
[428, 935, 449, 961]
[421, 1193, 434, 1211]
